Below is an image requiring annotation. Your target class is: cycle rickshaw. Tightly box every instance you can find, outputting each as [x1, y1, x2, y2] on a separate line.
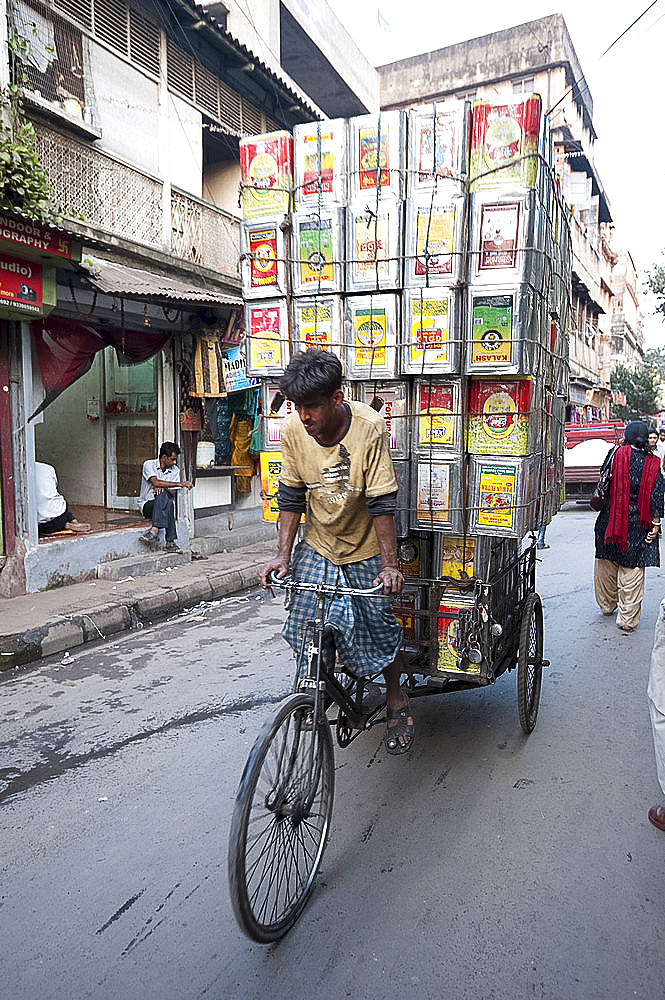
[227, 538, 546, 942]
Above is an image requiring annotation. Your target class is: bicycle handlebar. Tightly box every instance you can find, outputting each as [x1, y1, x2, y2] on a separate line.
[268, 570, 385, 597]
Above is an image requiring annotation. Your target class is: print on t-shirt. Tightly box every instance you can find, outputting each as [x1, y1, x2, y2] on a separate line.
[320, 444, 351, 503]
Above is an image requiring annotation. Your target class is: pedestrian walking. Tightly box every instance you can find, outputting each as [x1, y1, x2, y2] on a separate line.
[593, 420, 664, 632]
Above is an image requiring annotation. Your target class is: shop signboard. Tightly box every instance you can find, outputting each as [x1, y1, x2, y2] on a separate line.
[0, 211, 78, 262]
[0, 252, 56, 318]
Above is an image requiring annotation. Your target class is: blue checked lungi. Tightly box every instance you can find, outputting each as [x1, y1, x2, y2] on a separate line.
[283, 541, 403, 679]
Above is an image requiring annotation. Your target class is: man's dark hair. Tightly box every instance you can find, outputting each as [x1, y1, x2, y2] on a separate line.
[159, 441, 181, 458]
[279, 349, 342, 403]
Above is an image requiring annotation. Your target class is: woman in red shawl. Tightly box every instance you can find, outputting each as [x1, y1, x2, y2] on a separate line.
[594, 421, 664, 632]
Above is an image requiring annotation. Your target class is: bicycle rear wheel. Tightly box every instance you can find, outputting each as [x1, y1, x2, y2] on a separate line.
[228, 693, 335, 942]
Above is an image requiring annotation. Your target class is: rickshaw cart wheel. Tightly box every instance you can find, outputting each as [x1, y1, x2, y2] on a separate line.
[517, 592, 544, 734]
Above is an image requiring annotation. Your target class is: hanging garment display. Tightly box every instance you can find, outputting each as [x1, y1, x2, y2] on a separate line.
[193, 330, 226, 396]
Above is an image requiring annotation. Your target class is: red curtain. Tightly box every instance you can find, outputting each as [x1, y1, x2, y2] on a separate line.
[30, 317, 171, 418]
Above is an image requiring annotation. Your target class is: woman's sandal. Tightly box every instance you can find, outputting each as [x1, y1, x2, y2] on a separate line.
[165, 543, 184, 555]
[384, 699, 414, 756]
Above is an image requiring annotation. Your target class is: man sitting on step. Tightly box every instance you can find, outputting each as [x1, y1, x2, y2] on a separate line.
[137, 441, 192, 554]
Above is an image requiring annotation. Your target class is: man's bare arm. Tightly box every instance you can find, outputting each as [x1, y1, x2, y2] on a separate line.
[371, 514, 403, 595]
[260, 511, 301, 588]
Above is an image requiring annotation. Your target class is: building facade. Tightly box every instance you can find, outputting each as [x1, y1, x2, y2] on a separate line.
[0, 0, 376, 594]
[609, 250, 644, 371]
[378, 13, 623, 423]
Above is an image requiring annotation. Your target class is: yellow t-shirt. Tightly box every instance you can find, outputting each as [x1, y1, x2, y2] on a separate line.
[280, 401, 397, 564]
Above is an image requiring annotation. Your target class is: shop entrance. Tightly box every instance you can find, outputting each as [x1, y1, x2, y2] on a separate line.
[34, 349, 159, 533]
[104, 352, 158, 508]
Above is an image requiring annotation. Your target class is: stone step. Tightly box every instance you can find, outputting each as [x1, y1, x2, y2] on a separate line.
[96, 549, 191, 581]
[191, 523, 277, 556]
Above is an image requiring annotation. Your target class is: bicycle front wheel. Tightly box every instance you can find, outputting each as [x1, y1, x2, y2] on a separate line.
[228, 693, 335, 942]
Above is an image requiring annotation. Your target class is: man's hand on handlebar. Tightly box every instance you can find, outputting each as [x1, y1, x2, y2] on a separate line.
[260, 558, 290, 590]
[373, 566, 403, 595]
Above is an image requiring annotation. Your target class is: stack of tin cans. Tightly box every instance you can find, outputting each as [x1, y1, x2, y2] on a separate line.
[241, 97, 571, 678]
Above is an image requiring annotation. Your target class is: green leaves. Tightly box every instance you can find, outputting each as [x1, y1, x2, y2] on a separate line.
[0, 119, 58, 224]
[610, 362, 660, 422]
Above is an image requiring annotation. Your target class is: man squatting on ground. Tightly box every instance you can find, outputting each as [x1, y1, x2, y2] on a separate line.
[260, 349, 414, 754]
[138, 442, 192, 554]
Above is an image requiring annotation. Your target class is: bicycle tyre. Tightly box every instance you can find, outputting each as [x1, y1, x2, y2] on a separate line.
[228, 692, 335, 942]
[517, 592, 544, 734]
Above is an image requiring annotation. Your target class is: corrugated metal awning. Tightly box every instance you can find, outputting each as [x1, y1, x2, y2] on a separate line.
[81, 257, 242, 308]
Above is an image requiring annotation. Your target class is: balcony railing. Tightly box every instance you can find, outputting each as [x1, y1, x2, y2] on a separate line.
[170, 190, 239, 281]
[33, 124, 163, 247]
[31, 124, 240, 284]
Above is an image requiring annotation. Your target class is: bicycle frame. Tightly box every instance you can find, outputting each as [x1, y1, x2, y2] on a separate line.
[272, 572, 386, 739]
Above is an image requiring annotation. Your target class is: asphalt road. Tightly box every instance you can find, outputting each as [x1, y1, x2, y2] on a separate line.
[1, 507, 664, 1000]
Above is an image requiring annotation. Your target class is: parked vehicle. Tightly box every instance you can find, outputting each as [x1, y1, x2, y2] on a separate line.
[564, 421, 624, 503]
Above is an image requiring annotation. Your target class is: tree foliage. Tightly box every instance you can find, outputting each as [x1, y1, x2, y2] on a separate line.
[610, 362, 660, 422]
[646, 264, 665, 318]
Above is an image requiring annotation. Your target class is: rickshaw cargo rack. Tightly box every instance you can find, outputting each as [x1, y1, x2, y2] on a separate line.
[394, 538, 546, 734]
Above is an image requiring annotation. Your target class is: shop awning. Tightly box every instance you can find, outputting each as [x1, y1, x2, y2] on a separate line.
[81, 257, 242, 308]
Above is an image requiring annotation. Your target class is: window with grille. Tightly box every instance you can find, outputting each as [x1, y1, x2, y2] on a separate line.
[20, 1, 269, 138]
[13, 1, 87, 116]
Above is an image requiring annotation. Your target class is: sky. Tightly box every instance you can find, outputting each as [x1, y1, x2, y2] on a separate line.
[332, 0, 665, 346]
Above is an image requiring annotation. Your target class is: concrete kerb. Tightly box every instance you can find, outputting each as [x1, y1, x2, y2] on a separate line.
[0, 557, 268, 672]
